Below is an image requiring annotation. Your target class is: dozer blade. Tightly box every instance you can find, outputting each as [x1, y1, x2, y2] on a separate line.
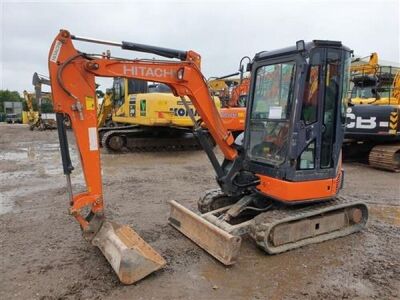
[91, 221, 166, 284]
[168, 200, 242, 265]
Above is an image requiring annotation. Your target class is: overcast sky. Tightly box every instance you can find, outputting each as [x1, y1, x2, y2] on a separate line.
[0, 0, 399, 94]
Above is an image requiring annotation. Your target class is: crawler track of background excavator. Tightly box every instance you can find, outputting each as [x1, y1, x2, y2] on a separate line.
[368, 144, 400, 172]
[100, 127, 203, 152]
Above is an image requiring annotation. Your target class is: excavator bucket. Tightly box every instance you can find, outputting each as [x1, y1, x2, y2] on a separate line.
[91, 221, 166, 284]
[168, 200, 242, 265]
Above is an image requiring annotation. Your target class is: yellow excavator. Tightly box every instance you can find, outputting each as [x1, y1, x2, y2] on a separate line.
[97, 78, 219, 151]
[22, 73, 56, 130]
[96, 89, 113, 128]
[22, 91, 40, 129]
[344, 52, 400, 171]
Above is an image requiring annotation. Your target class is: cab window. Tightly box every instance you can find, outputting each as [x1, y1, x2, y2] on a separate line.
[248, 62, 296, 165]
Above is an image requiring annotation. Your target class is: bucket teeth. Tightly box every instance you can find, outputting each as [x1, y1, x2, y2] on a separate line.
[92, 221, 166, 284]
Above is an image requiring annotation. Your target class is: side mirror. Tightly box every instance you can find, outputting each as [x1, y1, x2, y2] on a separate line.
[246, 62, 252, 72]
[296, 40, 305, 51]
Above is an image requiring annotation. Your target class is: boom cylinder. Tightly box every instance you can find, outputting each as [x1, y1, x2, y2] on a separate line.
[70, 34, 187, 60]
[121, 41, 187, 60]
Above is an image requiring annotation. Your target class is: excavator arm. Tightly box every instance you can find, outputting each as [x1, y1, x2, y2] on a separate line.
[96, 90, 113, 127]
[350, 52, 379, 75]
[23, 91, 34, 112]
[49, 30, 239, 219]
[48, 29, 239, 284]
[32, 72, 51, 108]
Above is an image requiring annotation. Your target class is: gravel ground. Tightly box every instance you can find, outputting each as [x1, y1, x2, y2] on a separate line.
[0, 123, 399, 299]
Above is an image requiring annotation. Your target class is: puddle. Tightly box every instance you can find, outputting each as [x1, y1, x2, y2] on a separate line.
[39, 143, 61, 151]
[0, 138, 89, 215]
[0, 170, 37, 181]
[194, 230, 359, 298]
[0, 192, 13, 214]
[0, 151, 28, 161]
[0, 177, 74, 215]
[196, 243, 316, 298]
[369, 204, 400, 226]
[0, 143, 65, 162]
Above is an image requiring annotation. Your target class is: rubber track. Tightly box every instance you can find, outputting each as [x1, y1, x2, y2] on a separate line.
[249, 196, 368, 254]
[198, 188, 242, 213]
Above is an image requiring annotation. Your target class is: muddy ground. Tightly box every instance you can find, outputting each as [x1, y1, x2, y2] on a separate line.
[0, 123, 399, 300]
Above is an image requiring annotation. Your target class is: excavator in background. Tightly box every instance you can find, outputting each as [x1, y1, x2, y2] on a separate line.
[228, 56, 251, 108]
[208, 75, 247, 134]
[48, 30, 368, 284]
[97, 76, 245, 152]
[22, 73, 57, 130]
[22, 91, 40, 129]
[208, 56, 251, 108]
[208, 56, 251, 134]
[97, 77, 214, 151]
[34, 73, 57, 129]
[208, 74, 241, 107]
[228, 77, 250, 107]
[344, 52, 400, 171]
[96, 89, 113, 128]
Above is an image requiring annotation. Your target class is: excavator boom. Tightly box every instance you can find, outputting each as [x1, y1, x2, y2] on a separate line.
[48, 29, 241, 283]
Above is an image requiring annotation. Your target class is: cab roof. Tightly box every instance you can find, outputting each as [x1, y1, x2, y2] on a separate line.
[254, 40, 350, 61]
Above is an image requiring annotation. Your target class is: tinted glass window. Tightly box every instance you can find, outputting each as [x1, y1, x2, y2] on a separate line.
[252, 62, 296, 120]
[128, 79, 148, 94]
[248, 62, 296, 165]
[297, 140, 315, 170]
[301, 65, 320, 124]
[321, 50, 341, 168]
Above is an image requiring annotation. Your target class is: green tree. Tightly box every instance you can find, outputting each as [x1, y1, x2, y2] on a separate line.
[41, 98, 54, 113]
[0, 90, 24, 112]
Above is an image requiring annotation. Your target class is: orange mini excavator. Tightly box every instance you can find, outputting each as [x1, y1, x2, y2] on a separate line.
[48, 30, 368, 284]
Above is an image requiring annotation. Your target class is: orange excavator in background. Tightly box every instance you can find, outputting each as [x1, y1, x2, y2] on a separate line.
[229, 56, 251, 108]
[209, 56, 251, 134]
[229, 77, 250, 107]
[48, 30, 368, 284]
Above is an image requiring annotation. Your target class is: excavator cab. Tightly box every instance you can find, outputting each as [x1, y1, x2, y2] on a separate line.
[245, 41, 351, 186]
[170, 41, 367, 265]
[112, 78, 148, 107]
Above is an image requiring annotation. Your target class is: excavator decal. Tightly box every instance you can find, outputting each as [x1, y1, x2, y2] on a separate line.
[123, 65, 177, 78]
[389, 111, 398, 134]
[170, 107, 199, 117]
[49, 40, 62, 62]
[139, 99, 146, 116]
